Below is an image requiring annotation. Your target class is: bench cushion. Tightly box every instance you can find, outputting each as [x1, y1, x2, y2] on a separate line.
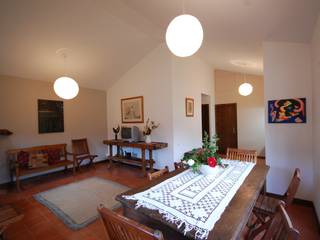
[17, 151, 29, 169]
[46, 148, 62, 165]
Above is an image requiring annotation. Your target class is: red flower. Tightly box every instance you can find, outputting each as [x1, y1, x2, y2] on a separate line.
[207, 157, 217, 168]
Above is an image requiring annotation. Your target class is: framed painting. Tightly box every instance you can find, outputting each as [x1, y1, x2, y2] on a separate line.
[38, 99, 64, 133]
[268, 98, 306, 123]
[121, 96, 144, 123]
[185, 98, 194, 117]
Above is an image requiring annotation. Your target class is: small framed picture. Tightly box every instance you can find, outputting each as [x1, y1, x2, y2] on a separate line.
[121, 96, 144, 123]
[185, 98, 194, 117]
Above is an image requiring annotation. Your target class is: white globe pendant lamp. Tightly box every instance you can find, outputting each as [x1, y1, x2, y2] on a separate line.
[238, 83, 253, 96]
[54, 76, 79, 100]
[166, 14, 203, 57]
[54, 49, 79, 100]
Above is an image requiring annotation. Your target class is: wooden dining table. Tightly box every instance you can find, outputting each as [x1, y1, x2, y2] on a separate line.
[116, 163, 269, 240]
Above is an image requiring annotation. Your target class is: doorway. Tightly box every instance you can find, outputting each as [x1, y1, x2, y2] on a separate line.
[202, 104, 210, 139]
[215, 103, 238, 154]
[201, 94, 211, 140]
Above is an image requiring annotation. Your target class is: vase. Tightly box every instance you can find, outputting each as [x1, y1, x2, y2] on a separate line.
[145, 135, 152, 144]
[200, 164, 220, 176]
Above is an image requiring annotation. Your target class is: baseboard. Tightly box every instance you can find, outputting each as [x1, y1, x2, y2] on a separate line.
[0, 160, 158, 190]
[0, 159, 108, 189]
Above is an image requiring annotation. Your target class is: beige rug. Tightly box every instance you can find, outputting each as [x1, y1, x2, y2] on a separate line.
[34, 177, 129, 230]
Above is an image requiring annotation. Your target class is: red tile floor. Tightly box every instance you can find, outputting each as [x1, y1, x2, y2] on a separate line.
[1, 163, 319, 240]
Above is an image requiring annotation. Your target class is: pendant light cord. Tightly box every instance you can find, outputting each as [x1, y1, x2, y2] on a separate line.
[62, 53, 67, 77]
[182, 0, 186, 14]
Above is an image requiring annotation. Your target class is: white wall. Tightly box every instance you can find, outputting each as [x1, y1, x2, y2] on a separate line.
[172, 56, 215, 163]
[312, 14, 320, 219]
[0, 75, 107, 183]
[107, 45, 175, 169]
[263, 42, 314, 200]
[107, 44, 214, 170]
[215, 70, 265, 156]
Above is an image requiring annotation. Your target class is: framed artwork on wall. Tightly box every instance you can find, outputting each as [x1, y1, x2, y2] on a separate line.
[268, 98, 306, 123]
[121, 96, 144, 123]
[38, 99, 64, 133]
[185, 97, 194, 117]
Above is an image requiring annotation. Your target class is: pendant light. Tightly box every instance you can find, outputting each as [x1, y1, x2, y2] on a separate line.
[166, 1, 203, 57]
[54, 50, 79, 100]
[238, 73, 253, 96]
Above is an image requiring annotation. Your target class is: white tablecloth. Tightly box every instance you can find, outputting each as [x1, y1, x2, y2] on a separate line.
[124, 159, 255, 239]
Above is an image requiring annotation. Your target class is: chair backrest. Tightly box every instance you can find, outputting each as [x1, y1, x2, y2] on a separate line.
[226, 148, 257, 163]
[72, 138, 90, 156]
[98, 206, 164, 240]
[263, 201, 300, 240]
[284, 168, 301, 205]
[148, 166, 169, 181]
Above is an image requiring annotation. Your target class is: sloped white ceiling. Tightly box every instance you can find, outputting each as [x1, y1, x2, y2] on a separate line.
[122, 0, 320, 75]
[0, 0, 162, 89]
[0, 0, 319, 89]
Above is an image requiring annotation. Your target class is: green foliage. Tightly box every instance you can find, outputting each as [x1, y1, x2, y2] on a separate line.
[182, 132, 221, 172]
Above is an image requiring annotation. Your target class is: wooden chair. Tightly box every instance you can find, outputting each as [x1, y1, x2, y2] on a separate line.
[147, 166, 169, 181]
[98, 205, 164, 240]
[226, 148, 258, 163]
[248, 169, 301, 239]
[262, 201, 300, 240]
[0, 205, 24, 239]
[71, 138, 98, 169]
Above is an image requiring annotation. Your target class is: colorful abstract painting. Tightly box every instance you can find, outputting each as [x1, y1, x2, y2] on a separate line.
[268, 98, 306, 123]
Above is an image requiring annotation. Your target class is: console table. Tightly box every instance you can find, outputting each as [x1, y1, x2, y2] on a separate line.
[103, 140, 168, 175]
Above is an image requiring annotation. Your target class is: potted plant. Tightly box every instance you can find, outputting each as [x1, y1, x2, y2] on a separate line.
[143, 118, 160, 143]
[182, 132, 223, 175]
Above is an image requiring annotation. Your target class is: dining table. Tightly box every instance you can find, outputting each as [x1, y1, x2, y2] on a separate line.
[116, 160, 269, 240]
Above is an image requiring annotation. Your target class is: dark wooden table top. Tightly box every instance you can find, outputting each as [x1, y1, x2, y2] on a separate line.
[116, 164, 269, 240]
[103, 139, 168, 150]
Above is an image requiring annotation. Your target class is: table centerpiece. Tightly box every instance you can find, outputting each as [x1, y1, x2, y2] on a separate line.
[182, 133, 224, 175]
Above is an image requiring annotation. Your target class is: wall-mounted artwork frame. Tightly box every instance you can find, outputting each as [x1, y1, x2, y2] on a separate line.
[268, 98, 306, 123]
[121, 96, 144, 123]
[38, 99, 64, 133]
[185, 98, 194, 117]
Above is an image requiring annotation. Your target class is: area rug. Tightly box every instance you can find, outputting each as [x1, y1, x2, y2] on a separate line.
[34, 177, 130, 230]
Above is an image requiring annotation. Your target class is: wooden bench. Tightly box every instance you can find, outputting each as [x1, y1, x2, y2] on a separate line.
[7, 144, 76, 191]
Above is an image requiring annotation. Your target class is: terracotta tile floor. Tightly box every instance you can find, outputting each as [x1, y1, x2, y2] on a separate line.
[1, 163, 319, 240]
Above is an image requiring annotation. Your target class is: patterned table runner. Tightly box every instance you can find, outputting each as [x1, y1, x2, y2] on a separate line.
[124, 159, 255, 239]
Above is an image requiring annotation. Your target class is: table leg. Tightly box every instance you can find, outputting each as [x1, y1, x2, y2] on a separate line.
[116, 146, 120, 156]
[149, 149, 154, 173]
[108, 144, 113, 168]
[141, 149, 146, 175]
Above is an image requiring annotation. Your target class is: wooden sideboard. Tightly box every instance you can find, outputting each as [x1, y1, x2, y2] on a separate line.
[103, 140, 168, 175]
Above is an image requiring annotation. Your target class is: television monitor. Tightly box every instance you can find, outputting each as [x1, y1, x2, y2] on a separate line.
[121, 126, 140, 142]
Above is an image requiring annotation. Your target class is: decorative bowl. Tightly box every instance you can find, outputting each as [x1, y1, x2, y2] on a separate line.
[200, 164, 220, 176]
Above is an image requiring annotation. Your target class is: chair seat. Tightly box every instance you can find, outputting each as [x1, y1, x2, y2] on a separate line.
[254, 195, 280, 216]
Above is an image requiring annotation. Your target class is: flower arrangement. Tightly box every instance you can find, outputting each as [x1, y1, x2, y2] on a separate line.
[182, 132, 222, 173]
[143, 118, 160, 136]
